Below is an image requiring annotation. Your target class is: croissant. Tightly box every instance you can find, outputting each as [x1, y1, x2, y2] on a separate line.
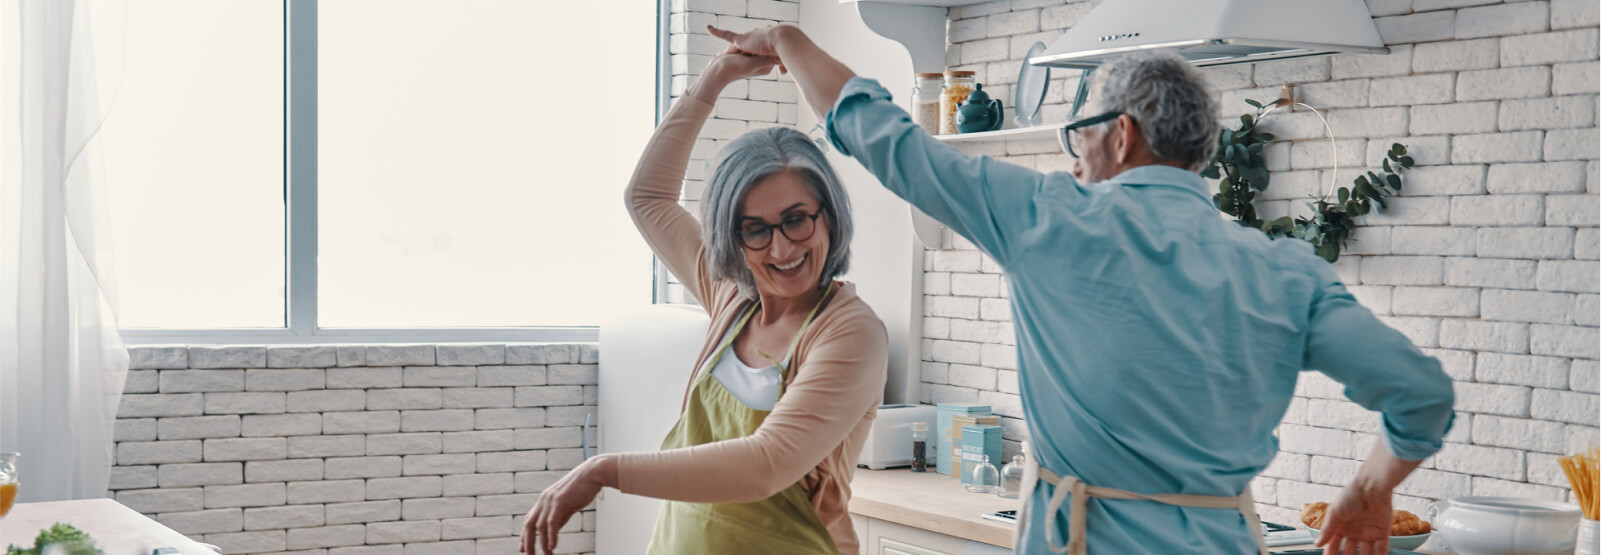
[1300, 502, 1329, 529]
[1300, 502, 1431, 536]
[1391, 510, 1431, 536]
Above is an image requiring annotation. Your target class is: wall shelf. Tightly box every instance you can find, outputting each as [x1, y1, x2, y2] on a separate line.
[934, 124, 1065, 144]
[838, 0, 991, 7]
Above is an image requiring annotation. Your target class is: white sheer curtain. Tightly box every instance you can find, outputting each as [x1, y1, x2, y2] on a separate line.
[1, 0, 129, 502]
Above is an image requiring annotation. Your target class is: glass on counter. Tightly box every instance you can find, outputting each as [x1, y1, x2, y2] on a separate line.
[0, 452, 17, 520]
[939, 70, 976, 136]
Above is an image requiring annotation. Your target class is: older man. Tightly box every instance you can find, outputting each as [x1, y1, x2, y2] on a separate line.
[709, 24, 1456, 555]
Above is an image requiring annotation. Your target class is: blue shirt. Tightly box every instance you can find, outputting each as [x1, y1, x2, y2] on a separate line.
[826, 77, 1455, 554]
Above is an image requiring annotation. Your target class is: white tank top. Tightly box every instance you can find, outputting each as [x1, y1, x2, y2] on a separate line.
[705, 319, 790, 411]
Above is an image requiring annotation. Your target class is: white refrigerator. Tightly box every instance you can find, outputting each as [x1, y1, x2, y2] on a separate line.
[596, 304, 710, 554]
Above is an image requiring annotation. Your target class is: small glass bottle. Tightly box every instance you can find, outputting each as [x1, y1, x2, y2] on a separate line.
[940, 70, 977, 136]
[966, 454, 1000, 494]
[909, 422, 929, 472]
[998, 454, 1025, 498]
[911, 73, 944, 135]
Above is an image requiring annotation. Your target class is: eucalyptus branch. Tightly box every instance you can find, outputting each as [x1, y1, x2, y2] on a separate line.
[1208, 99, 1416, 262]
[1201, 98, 1285, 228]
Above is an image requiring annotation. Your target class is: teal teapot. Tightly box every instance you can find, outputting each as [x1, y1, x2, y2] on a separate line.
[954, 83, 1003, 133]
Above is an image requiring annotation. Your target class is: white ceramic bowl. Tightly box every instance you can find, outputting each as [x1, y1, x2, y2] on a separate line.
[1306, 527, 1432, 551]
[1428, 497, 1581, 555]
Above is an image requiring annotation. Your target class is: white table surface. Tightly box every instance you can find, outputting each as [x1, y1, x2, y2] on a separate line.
[1, 498, 217, 555]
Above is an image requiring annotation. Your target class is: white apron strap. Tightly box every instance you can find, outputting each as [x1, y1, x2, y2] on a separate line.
[1022, 457, 1271, 555]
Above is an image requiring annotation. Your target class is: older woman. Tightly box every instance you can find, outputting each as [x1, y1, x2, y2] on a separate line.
[518, 49, 888, 555]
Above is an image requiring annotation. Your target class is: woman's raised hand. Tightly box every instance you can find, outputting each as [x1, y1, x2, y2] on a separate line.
[710, 46, 783, 81]
[708, 24, 787, 58]
[689, 47, 781, 104]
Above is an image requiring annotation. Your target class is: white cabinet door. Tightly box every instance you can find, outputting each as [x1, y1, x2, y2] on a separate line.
[851, 513, 871, 553]
[880, 537, 957, 555]
[868, 519, 967, 555]
[855, 515, 1015, 555]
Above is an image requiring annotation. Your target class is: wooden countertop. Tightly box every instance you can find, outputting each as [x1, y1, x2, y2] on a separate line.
[848, 468, 1021, 548]
[847, 469, 1448, 553]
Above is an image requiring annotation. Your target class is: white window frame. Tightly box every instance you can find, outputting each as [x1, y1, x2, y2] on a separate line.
[121, 0, 671, 345]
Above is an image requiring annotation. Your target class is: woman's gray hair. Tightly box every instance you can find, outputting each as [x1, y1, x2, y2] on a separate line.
[1090, 52, 1221, 170]
[701, 126, 853, 300]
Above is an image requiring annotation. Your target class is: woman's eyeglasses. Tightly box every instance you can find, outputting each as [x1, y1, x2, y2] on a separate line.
[738, 210, 823, 250]
[1062, 111, 1127, 159]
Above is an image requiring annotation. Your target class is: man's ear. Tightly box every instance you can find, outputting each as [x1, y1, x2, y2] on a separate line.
[1113, 115, 1137, 165]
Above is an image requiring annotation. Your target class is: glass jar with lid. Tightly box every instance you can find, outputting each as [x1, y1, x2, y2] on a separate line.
[998, 454, 1025, 498]
[911, 73, 944, 135]
[965, 454, 1000, 494]
[940, 70, 977, 135]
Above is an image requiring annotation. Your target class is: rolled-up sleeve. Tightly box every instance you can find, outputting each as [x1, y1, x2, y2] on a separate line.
[1302, 275, 1456, 461]
[825, 77, 1055, 264]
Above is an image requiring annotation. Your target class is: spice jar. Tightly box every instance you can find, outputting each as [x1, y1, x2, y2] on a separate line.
[911, 73, 944, 135]
[909, 422, 929, 472]
[939, 70, 976, 135]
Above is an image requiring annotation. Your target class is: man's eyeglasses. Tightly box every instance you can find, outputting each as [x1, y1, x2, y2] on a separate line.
[737, 210, 823, 250]
[1061, 111, 1127, 159]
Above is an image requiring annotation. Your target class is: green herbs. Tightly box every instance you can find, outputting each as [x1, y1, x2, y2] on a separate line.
[1263, 143, 1414, 262]
[1202, 98, 1415, 262]
[1201, 98, 1280, 229]
[5, 523, 101, 555]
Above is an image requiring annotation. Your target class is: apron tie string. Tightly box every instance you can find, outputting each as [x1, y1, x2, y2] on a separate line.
[1030, 460, 1270, 555]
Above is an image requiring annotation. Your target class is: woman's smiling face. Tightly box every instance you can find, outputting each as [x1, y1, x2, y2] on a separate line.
[739, 171, 830, 301]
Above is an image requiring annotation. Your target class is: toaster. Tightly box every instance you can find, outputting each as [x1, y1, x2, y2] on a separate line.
[857, 404, 937, 470]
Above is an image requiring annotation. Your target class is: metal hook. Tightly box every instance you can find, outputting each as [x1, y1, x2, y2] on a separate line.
[582, 412, 592, 462]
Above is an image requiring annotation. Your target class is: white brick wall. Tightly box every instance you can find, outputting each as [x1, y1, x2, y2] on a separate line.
[115, 344, 598, 555]
[664, 0, 802, 305]
[934, 0, 1598, 523]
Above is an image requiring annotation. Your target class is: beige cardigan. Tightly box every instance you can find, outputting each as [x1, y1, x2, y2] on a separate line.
[616, 94, 889, 554]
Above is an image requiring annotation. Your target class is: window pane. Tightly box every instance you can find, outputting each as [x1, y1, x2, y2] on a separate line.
[105, 1, 285, 329]
[318, 1, 655, 328]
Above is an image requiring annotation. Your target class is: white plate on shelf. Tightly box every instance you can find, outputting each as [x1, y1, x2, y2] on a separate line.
[1014, 41, 1051, 127]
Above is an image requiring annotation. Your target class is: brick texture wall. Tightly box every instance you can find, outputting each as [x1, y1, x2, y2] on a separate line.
[664, 0, 803, 305]
[925, 0, 1600, 524]
[111, 344, 598, 555]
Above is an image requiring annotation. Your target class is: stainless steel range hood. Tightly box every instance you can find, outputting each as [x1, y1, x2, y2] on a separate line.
[1029, 0, 1389, 69]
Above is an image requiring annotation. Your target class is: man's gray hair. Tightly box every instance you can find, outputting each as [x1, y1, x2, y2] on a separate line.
[1090, 52, 1220, 169]
[701, 126, 853, 300]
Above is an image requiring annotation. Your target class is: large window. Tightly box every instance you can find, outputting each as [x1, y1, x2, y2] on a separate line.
[111, 1, 659, 341]
[104, 1, 286, 329]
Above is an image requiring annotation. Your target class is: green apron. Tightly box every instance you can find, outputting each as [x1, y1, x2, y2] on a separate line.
[647, 283, 839, 555]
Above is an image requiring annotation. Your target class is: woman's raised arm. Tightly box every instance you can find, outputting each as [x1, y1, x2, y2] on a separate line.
[624, 51, 781, 306]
